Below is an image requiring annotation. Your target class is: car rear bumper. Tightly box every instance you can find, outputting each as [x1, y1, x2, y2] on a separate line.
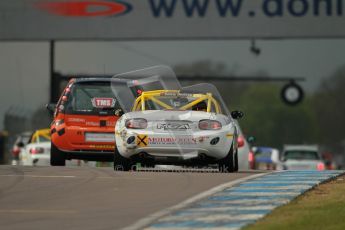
[130, 151, 219, 166]
[22, 154, 50, 166]
[61, 149, 114, 162]
[51, 125, 115, 152]
[116, 130, 234, 161]
[130, 146, 221, 159]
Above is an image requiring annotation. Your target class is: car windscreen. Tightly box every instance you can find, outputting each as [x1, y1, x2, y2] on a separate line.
[181, 83, 230, 116]
[283, 150, 320, 160]
[111, 66, 181, 113]
[111, 66, 231, 117]
[65, 81, 120, 115]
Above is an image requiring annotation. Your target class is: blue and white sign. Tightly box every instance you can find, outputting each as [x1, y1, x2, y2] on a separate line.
[0, 0, 344, 40]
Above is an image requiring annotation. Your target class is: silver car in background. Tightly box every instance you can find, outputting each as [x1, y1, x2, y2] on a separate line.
[280, 145, 325, 170]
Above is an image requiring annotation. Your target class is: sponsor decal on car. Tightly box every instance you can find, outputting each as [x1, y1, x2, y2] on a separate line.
[85, 132, 115, 142]
[68, 118, 86, 123]
[136, 134, 148, 147]
[91, 98, 116, 108]
[159, 92, 193, 97]
[148, 136, 197, 145]
[86, 121, 99, 127]
[156, 123, 191, 131]
[226, 133, 234, 138]
[198, 136, 210, 142]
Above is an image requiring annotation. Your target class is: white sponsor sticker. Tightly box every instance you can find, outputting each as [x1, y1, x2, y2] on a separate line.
[91, 98, 116, 108]
[68, 118, 85, 123]
[148, 136, 197, 145]
[85, 133, 115, 143]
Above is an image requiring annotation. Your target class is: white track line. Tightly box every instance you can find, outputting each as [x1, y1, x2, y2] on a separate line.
[160, 213, 265, 222]
[0, 209, 77, 214]
[145, 228, 239, 230]
[229, 185, 312, 190]
[220, 191, 300, 196]
[0, 175, 76, 178]
[198, 199, 291, 205]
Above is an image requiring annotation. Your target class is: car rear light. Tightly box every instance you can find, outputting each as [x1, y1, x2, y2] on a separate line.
[12, 147, 20, 156]
[58, 104, 65, 113]
[199, 120, 222, 130]
[237, 135, 245, 148]
[248, 151, 255, 169]
[29, 147, 44, 154]
[125, 118, 148, 129]
[317, 162, 325, 171]
[55, 119, 64, 126]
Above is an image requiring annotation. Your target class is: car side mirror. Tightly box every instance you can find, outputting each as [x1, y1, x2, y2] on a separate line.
[247, 136, 256, 144]
[46, 103, 56, 115]
[231, 110, 244, 119]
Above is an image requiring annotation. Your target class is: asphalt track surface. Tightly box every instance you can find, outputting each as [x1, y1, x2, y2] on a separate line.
[0, 166, 262, 230]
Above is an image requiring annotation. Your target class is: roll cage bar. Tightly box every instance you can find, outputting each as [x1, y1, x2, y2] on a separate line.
[30, 129, 51, 143]
[132, 90, 222, 113]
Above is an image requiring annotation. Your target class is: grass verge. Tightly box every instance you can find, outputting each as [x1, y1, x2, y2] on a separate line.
[244, 174, 345, 230]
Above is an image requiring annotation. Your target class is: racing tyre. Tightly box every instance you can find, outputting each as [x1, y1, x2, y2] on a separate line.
[218, 145, 235, 173]
[113, 147, 133, 171]
[50, 143, 66, 166]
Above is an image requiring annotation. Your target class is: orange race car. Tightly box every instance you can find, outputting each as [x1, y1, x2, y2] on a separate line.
[47, 78, 123, 166]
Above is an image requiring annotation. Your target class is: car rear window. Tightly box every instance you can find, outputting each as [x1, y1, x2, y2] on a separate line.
[65, 81, 121, 115]
[283, 150, 320, 160]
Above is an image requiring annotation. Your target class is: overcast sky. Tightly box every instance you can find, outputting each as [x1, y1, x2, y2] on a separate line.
[1, 39, 345, 130]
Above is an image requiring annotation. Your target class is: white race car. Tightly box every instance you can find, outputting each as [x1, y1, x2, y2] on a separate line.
[111, 67, 243, 172]
[21, 129, 51, 166]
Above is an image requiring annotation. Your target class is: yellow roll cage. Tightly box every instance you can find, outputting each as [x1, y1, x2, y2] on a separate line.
[132, 90, 222, 113]
[30, 128, 51, 143]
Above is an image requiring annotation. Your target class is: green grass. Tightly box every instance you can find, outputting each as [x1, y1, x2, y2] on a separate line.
[244, 175, 345, 230]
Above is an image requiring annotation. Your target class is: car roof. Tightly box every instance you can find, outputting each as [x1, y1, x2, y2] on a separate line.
[283, 145, 319, 152]
[18, 131, 33, 137]
[74, 77, 113, 83]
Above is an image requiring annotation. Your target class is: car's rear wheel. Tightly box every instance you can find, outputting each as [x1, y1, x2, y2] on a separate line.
[234, 149, 239, 172]
[113, 147, 133, 171]
[218, 145, 235, 173]
[50, 143, 66, 166]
